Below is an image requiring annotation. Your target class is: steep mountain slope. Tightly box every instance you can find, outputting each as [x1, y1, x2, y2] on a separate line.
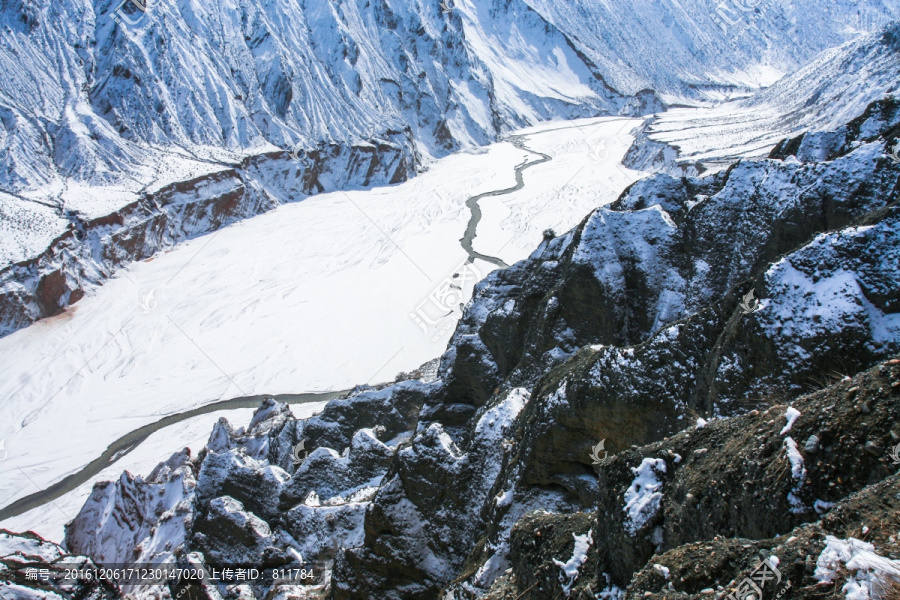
[526, 0, 900, 101]
[0, 0, 623, 268]
[41, 98, 900, 600]
[336, 98, 900, 600]
[2, 0, 898, 269]
[623, 23, 900, 175]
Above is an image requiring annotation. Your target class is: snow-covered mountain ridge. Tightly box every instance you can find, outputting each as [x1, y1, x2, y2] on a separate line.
[2, 0, 897, 340]
[30, 97, 900, 600]
[624, 23, 900, 175]
[2, 0, 898, 267]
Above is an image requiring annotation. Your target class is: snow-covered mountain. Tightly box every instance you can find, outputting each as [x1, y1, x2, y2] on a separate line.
[2, 0, 898, 266]
[624, 23, 900, 175]
[2, 1, 898, 340]
[3, 3, 900, 599]
[47, 96, 900, 600]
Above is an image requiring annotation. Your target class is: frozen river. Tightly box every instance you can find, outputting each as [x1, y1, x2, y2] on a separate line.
[0, 116, 645, 540]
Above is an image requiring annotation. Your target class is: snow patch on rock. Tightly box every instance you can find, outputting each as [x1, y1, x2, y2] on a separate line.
[553, 529, 593, 596]
[784, 437, 808, 513]
[781, 407, 802, 435]
[623, 458, 667, 536]
[815, 536, 900, 600]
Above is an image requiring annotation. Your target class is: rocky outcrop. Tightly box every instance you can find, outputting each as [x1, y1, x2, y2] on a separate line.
[0, 529, 118, 600]
[14, 100, 900, 600]
[338, 99, 900, 598]
[434, 97, 900, 439]
[620, 117, 707, 178]
[484, 357, 900, 600]
[0, 138, 412, 338]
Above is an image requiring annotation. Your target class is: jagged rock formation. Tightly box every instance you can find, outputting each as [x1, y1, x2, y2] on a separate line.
[337, 97, 900, 600]
[483, 357, 900, 600]
[33, 99, 900, 600]
[0, 529, 117, 600]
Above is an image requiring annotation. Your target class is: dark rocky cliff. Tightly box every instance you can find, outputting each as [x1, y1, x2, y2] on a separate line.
[12, 99, 898, 600]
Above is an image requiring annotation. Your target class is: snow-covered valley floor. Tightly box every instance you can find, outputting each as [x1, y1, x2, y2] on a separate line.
[0, 116, 646, 540]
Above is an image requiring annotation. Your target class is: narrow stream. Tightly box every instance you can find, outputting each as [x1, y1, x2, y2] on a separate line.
[0, 121, 604, 525]
[0, 390, 348, 521]
[459, 135, 552, 267]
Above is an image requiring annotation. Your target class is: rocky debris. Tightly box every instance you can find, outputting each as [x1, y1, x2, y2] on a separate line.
[503, 512, 598, 600]
[484, 357, 900, 599]
[0, 530, 118, 600]
[624, 472, 900, 600]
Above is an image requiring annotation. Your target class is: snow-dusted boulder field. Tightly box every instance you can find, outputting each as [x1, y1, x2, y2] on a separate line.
[13, 97, 891, 600]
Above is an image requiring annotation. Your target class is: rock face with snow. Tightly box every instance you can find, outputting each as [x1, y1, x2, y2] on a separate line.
[64, 447, 198, 566]
[488, 358, 900, 599]
[0, 530, 116, 600]
[17, 99, 900, 600]
[2, 0, 898, 338]
[0, 140, 410, 337]
[623, 22, 900, 175]
[334, 99, 900, 599]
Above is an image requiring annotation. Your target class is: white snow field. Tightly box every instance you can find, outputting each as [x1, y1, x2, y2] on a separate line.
[636, 27, 900, 170]
[5, 406, 236, 541]
[0, 117, 646, 534]
[476, 119, 644, 265]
